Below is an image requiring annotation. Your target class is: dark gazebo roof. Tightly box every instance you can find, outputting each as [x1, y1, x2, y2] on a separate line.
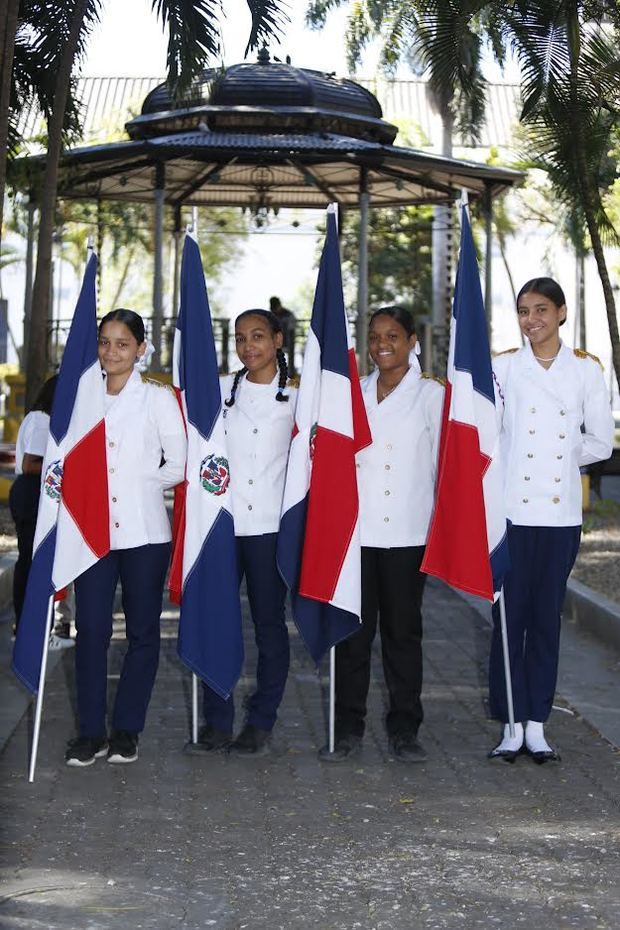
[14, 54, 523, 209]
[130, 56, 396, 145]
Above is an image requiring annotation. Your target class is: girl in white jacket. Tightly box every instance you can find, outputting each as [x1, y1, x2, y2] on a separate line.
[65, 309, 186, 768]
[322, 306, 443, 763]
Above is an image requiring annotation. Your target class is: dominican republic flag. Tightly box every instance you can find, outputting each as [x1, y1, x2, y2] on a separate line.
[422, 205, 509, 600]
[13, 253, 109, 692]
[169, 235, 243, 699]
[277, 205, 371, 663]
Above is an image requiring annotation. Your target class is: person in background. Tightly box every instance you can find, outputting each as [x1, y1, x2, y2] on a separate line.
[187, 309, 296, 756]
[489, 278, 614, 763]
[321, 306, 443, 763]
[269, 296, 297, 376]
[64, 309, 186, 768]
[9, 375, 72, 649]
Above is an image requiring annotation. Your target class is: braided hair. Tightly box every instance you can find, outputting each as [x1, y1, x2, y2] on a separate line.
[226, 309, 290, 407]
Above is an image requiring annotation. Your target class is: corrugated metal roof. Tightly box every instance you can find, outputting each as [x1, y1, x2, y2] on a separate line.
[17, 76, 521, 151]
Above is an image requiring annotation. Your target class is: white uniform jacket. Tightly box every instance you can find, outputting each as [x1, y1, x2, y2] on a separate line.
[221, 372, 297, 537]
[105, 370, 186, 549]
[356, 366, 444, 548]
[493, 341, 614, 527]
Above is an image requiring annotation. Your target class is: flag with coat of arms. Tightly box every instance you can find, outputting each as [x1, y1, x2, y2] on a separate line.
[277, 205, 372, 662]
[169, 234, 243, 699]
[421, 204, 509, 600]
[13, 253, 110, 693]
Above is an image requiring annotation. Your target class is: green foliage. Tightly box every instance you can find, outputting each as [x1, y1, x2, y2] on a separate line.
[340, 204, 433, 319]
[503, 1, 620, 247]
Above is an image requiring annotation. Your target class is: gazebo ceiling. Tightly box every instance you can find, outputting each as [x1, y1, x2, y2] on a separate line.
[14, 55, 523, 208]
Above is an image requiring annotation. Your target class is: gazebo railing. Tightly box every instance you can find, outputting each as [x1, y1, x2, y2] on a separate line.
[46, 315, 345, 377]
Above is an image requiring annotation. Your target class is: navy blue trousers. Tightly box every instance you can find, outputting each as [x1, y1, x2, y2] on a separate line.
[202, 533, 289, 733]
[489, 524, 581, 723]
[74, 543, 171, 739]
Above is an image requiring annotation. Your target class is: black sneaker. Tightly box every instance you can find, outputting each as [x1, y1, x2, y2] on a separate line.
[65, 736, 109, 767]
[389, 732, 427, 763]
[228, 724, 271, 756]
[107, 730, 139, 764]
[184, 725, 232, 755]
[318, 733, 362, 763]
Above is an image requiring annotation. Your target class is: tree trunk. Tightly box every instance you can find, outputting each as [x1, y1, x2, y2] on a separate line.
[567, 14, 620, 397]
[582, 195, 620, 394]
[109, 244, 136, 310]
[0, 0, 20, 248]
[25, 0, 90, 410]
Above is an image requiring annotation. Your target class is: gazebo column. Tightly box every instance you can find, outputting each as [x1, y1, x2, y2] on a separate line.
[152, 162, 166, 371]
[172, 204, 182, 319]
[356, 168, 370, 375]
[22, 197, 37, 370]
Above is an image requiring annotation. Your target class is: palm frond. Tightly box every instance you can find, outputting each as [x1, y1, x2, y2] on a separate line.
[245, 0, 289, 55]
[305, 0, 346, 30]
[151, 0, 223, 95]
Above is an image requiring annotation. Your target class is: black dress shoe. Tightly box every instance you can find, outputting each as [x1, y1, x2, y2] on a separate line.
[184, 725, 232, 754]
[228, 724, 271, 756]
[528, 747, 561, 764]
[487, 743, 524, 763]
[318, 733, 362, 763]
[389, 733, 427, 763]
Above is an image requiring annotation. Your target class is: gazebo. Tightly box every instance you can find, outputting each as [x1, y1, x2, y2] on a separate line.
[17, 50, 523, 368]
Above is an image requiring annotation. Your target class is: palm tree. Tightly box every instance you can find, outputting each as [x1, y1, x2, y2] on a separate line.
[4, 0, 288, 407]
[499, 0, 620, 389]
[307, 0, 620, 391]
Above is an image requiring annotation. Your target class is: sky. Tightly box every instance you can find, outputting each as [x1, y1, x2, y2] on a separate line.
[84, 1, 363, 78]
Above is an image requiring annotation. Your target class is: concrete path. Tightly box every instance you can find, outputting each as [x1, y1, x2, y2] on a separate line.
[1, 579, 619, 929]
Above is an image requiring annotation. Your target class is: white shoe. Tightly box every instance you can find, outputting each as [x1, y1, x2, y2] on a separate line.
[48, 633, 75, 651]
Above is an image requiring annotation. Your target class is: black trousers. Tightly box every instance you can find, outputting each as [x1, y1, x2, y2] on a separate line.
[9, 474, 40, 631]
[335, 546, 426, 738]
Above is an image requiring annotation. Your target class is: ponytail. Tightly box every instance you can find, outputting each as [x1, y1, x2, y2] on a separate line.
[224, 367, 247, 407]
[275, 348, 289, 402]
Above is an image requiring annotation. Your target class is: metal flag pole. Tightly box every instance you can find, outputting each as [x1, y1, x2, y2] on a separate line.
[498, 588, 516, 738]
[28, 595, 55, 783]
[191, 674, 199, 743]
[328, 646, 336, 752]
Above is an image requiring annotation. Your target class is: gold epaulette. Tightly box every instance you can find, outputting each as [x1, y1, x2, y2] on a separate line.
[492, 348, 519, 357]
[421, 372, 447, 387]
[287, 374, 300, 388]
[141, 375, 174, 392]
[574, 348, 603, 369]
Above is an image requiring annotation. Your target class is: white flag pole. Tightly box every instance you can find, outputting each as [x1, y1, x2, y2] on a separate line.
[28, 595, 55, 783]
[459, 189, 515, 737]
[191, 673, 199, 743]
[328, 646, 336, 753]
[498, 588, 516, 738]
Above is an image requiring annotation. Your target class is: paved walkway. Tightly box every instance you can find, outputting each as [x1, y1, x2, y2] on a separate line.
[1, 579, 620, 929]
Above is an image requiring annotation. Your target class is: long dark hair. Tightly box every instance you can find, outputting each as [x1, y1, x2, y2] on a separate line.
[98, 308, 146, 343]
[226, 309, 289, 407]
[369, 305, 416, 337]
[517, 278, 567, 326]
[32, 375, 58, 415]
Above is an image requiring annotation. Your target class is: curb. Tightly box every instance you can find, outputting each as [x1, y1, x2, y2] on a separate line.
[564, 577, 620, 654]
[452, 575, 620, 656]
